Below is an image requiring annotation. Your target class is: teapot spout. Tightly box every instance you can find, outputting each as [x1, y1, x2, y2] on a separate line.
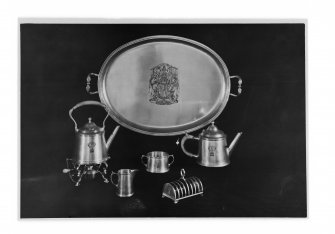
[227, 132, 243, 156]
[106, 126, 120, 149]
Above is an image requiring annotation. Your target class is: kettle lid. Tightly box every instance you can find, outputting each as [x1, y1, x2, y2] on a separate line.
[78, 117, 103, 134]
[201, 122, 226, 139]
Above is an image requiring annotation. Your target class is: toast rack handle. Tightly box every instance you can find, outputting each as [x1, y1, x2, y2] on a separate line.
[180, 169, 186, 179]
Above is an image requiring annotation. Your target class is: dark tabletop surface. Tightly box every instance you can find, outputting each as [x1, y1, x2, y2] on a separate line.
[21, 154, 306, 218]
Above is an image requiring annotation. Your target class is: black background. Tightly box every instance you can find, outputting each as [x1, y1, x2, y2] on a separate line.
[20, 24, 306, 217]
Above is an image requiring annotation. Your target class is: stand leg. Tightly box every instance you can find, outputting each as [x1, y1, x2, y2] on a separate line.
[75, 166, 87, 186]
[97, 164, 109, 183]
[97, 170, 109, 183]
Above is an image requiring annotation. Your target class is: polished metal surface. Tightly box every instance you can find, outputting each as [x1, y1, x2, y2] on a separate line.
[68, 100, 120, 165]
[141, 151, 174, 173]
[111, 169, 138, 197]
[75, 132, 108, 164]
[86, 35, 242, 135]
[181, 122, 242, 167]
[162, 169, 203, 204]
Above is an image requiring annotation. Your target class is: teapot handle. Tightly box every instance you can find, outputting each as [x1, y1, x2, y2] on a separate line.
[181, 133, 199, 158]
[110, 171, 119, 187]
[69, 100, 109, 131]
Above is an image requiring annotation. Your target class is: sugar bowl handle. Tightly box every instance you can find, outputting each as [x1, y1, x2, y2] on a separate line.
[141, 155, 148, 167]
[110, 171, 119, 187]
[168, 155, 174, 167]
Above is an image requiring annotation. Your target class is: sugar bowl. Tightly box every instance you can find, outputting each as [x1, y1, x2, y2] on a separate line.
[141, 151, 174, 173]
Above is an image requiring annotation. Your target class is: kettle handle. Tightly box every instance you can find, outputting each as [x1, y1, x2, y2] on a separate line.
[69, 100, 109, 131]
[110, 171, 119, 187]
[181, 133, 199, 158]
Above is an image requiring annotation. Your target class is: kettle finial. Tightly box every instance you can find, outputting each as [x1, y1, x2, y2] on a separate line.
[88, 117, 92, 123]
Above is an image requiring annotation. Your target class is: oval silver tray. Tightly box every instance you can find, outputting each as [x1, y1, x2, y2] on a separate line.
[86, 35, 242, 136]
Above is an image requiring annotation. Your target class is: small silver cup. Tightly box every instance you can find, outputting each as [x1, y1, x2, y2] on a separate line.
[110, 169, 138, 197]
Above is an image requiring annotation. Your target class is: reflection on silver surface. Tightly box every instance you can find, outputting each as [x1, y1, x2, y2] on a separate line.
[92, 36, 241, 135]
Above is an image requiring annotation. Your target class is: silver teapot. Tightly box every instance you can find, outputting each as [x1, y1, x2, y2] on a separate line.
[181, 122, 242, 167]
[63, 100, 119, 186]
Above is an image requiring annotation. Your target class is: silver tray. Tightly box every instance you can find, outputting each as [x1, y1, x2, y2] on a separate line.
[86, 35, 242, 136]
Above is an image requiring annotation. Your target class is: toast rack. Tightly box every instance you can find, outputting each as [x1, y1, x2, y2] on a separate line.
[162, 169, 204, 204]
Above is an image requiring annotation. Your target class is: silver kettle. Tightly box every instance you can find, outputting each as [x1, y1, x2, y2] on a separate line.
[181, 122, 242, 167]
[68, 100, 119, 165]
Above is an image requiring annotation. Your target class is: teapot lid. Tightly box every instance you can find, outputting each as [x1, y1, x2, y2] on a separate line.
[201, 122, 226, 139]
[78, 117, 103, 134]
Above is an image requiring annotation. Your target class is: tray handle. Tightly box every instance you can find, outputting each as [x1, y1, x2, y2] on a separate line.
[229, 75, 242, 97]
[86, 73, 99, 95]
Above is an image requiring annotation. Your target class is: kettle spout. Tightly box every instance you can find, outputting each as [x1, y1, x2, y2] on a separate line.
[106, 126, 120, 149]
[227, 132, 243, 156]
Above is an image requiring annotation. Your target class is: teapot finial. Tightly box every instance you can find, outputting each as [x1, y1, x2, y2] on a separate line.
[88, 117, 92, 123]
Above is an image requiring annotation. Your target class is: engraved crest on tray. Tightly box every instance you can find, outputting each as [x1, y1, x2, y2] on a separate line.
[149, 63, 179, 105]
